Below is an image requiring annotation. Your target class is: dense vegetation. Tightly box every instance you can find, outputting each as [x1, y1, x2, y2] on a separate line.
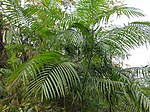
[0, 0, 150, 111]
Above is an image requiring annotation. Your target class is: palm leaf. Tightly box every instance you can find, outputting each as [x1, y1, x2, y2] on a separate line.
[122, 65, 150, 79]
[99, 22, 150, 54]
[82, 72, 150, 111]
[115, 6, 144, 18]
[8, 52, 80, 100]
[76, 0, 145, 26]
[25, 62, 79, 100]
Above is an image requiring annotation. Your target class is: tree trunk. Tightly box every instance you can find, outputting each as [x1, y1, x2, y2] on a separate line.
[0, 12, 7, 68]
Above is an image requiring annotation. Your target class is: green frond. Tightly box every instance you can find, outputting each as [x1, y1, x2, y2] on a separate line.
[84, 76, 127, 97]
[0, 68, 12, 76]
[130, 84, 150, 112]
[82, 73, 150, 111]
[8, 52, 80, 100]
[100, 22, 150, 54]
[132, 21, 150, 26]
[130, 67, 149, 79]
[8, 52, 64, 88]
[119, 105, 140, 112]
[25, 62, 79, 100]
[115, 7, 145, 18]
[76, 0, 145, 26]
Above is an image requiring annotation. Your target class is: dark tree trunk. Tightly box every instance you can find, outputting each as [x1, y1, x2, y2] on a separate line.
[0, 12, 7, 68]
[0, 12, 3, 51]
